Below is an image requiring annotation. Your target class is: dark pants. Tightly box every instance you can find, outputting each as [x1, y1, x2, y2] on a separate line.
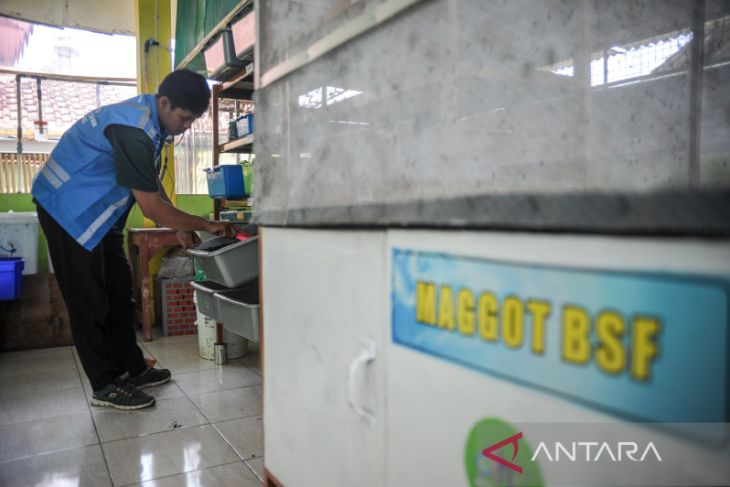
[37, 204, 146, 391]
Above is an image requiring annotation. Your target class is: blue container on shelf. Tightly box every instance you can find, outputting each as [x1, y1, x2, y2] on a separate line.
[235, 113, 254, 138]
[0, 257, 24, 301]
[205, 165, 246, 199]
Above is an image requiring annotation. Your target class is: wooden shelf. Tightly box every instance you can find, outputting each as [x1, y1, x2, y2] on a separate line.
[220, 62, 254, 97]
[218, 198, 253, 207]
[211, 49, 255, 219]
[219, 134, 254, 154]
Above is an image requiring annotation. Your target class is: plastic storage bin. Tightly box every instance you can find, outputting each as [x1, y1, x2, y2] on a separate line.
[0, 257, 24, 300]
[231, 10, 255, 59]
[187, 236, 259, 288]
[219, 209, 253, 224]
[215, 288, 260, 341]
[235, 113, 254, 138]
[203, 28, 245, 79]
[205, 165, 246, 199]
[243, 161, 254, 197]
[190, 280, 231, 322]
[0, 212, 39, 274]
[192, 291, 249, 360]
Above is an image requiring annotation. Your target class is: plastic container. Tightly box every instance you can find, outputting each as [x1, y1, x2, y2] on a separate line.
[193, 259, 207, 281]
[216, 287, 260, 341]
[187, 236, 259, 288]
[194, 299, 248, 360]
[190, 280, 230, 321]
[231, 10, 255, 59]
[0, 257, 24, 300]
[205, 165, 246, 199]
[203, 28, 245, 79]
[235, 113, 254, 138]
[243, 161, 254, 197]
[191, 279, 258, 322]
[219, 209, 252, 224]
[0, 212, 39, 275]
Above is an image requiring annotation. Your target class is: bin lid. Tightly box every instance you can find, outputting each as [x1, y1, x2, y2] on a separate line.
[0, 212, 38, 224]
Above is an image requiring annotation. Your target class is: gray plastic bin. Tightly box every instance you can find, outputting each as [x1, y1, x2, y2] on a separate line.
[190, 280, 230, 321]
[215, 288, 260, 342]
[187, 236, 259, 287]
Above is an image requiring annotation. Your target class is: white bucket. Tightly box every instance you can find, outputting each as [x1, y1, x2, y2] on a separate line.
[0, 212, 39, 275]
[193, 292, 247, 360]
[196, 311, 248, 360]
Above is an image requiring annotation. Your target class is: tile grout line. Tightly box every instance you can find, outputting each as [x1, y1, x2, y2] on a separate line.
[0, 441, 102, 466]
[115, 459, 252, 487]
[71, 346, 116, 486]
[151, 339, 264, 484]
[87, 364, 260, 442]
[95, 334, 261, 484]
[243, 456, 265, 484]
[0, 386, 88, 427]
[109, 336, 257, 484]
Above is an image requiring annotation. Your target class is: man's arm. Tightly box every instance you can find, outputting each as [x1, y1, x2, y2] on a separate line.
[132, 189, 232, 238]
[158, 177, 173, 204]
[154, 178, 207, 248]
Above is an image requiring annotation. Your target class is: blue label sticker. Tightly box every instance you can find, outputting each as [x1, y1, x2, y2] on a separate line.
[391, 248, 729, 422]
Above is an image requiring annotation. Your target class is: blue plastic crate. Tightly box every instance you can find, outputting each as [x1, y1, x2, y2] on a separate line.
[205, 165, 246, 199]
[0, 257, 24, 301]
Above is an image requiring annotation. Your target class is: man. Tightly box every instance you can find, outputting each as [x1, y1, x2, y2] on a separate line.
[32, 69, 233, 410]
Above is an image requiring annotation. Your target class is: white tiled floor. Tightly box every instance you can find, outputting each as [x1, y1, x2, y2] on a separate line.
[0, 332, 263, 486]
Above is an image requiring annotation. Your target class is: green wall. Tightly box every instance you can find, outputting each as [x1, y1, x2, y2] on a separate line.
[0, 194, 213, 272]
[123, 194, 213, 228]
[173, 194, 215, 219]
[0, 195, 36, 212]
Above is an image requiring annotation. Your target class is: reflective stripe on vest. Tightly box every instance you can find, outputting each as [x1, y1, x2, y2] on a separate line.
[38, 157, 70, 189]
[76, 193, 131, 246]
[32, 94, 164, 250]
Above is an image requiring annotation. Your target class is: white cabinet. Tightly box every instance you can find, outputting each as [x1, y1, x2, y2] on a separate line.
[262, 228, 388, 487]
[385, 230, 730, 487]
[263, 227, 730, 486]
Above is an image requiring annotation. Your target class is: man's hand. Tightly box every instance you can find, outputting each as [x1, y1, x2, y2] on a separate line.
[176, 230, 199, 249]
[206, 221, 236, 238]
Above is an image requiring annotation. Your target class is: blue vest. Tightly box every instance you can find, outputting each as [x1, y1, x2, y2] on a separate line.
[32, 95, 165, 251]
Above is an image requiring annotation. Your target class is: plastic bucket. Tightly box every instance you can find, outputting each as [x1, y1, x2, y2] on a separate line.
[0, 257, 24, 300]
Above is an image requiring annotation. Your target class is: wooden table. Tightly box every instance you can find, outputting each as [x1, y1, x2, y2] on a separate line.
[127, 228, 181, 341]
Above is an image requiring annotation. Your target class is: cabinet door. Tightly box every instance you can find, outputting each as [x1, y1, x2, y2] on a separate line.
[263, 228, 388, 487]
[386, 230, 730, 487]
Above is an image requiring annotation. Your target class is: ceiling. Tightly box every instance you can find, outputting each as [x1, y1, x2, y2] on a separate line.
[0, 0, 136, 35]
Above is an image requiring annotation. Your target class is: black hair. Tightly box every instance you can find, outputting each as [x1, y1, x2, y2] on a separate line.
[157, 69, 211, 115]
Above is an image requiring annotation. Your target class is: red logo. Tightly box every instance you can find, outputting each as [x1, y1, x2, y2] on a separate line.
[482, 432, 524, 474]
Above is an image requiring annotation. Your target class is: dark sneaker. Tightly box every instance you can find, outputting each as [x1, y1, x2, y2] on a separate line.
[91, 382, 155, 410]
[127, 367, 172, 389]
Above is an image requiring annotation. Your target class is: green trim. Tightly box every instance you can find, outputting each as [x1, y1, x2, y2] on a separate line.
[0, 194, 214, 273]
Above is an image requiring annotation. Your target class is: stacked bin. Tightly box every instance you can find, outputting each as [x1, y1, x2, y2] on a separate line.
[188, 235, 260, 347]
